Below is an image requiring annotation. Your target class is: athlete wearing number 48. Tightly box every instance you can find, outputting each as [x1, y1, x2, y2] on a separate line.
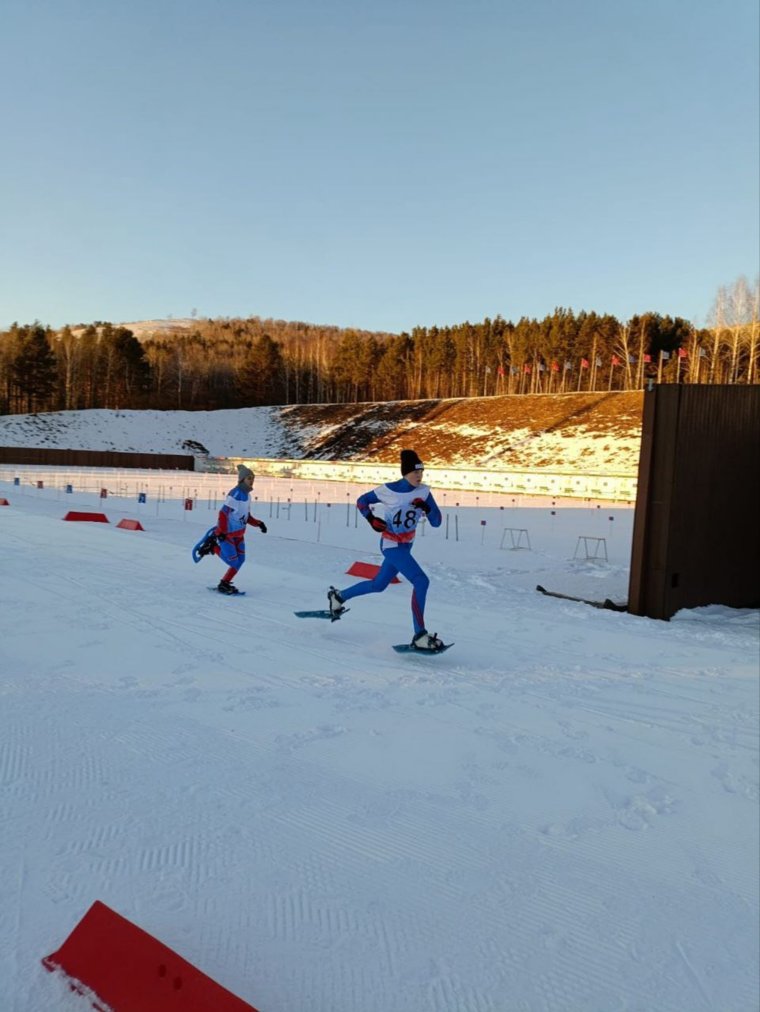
[327, 449, 448, 652]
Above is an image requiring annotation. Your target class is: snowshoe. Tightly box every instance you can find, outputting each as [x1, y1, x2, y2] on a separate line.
[327, 586, 347, 619]
[192, 526, 219, 563]
[411, 629, 446, 652]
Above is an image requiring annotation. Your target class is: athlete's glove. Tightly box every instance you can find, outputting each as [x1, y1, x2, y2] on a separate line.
[215, 530, 227, 542]
[256, 521, 268, 534]
[412, 497, 431, 515]
[367, 514, 387, 533]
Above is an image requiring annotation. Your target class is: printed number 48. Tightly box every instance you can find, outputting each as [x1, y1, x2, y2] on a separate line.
[392, 509, 417, 529]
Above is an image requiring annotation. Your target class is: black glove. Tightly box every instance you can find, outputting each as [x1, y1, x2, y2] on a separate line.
[412, 497, 431, 515]
[257, 521, 267, 534]
[367, 514, 387, 533]
[216, 530, 227, 542]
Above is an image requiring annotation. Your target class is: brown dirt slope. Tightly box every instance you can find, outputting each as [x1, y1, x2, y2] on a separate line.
[279, 391, 644, 471]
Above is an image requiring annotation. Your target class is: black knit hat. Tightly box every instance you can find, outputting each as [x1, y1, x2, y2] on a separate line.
[400, 449, 424, 476]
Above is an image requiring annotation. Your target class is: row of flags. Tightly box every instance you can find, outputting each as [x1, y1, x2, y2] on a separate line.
[493, 348, 706, 376]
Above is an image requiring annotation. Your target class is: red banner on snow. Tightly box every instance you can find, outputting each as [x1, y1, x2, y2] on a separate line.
[42, 900, 259, 1012]
[346, 561, 401, 583]
[116, 518, 145, 531]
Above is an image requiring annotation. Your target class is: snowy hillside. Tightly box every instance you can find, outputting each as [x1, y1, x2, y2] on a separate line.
[0, 392, 644, 474]
[0, 407, 290, 459]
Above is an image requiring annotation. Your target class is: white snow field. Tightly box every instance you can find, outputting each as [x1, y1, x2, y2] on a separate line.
[1, 467, 758, 1011]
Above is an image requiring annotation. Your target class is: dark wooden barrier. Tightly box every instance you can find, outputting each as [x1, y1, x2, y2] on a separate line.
[628, 384, 760, 620]
[0, 447, 194, 470]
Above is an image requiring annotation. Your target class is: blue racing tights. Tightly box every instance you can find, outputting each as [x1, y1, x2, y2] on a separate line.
[339, 542, 429, 635]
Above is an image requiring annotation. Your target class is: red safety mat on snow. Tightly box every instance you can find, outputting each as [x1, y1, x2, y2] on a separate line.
[42, 900, 259, 1012]
[346, 561, 401, 583]
[116, 518, 145, 530]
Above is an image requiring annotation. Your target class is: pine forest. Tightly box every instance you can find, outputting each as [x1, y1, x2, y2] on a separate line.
[1, 278, 757, 415]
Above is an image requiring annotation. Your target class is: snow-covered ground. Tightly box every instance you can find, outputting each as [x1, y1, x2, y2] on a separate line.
[1, 462, 758, 1012]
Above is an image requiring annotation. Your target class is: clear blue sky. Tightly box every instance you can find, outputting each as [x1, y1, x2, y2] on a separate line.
[1, 0, 757, 333]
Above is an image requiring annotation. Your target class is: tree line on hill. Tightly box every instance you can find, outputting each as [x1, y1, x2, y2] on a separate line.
[0, 277, 757, 414]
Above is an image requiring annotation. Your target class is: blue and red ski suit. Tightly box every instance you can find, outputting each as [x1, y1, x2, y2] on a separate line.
[214, 484, 266, 583]
[337, 477, 442, 634]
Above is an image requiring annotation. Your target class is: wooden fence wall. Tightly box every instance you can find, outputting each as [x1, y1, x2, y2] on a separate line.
[628, 385, 760, 619]
[0, 447, 194, 470]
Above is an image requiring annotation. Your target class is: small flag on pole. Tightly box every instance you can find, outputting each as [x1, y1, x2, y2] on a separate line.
[581, 357, 589, 369]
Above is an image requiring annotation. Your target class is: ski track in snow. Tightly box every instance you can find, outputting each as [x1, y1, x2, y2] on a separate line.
[1, 479, 758, 1012]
